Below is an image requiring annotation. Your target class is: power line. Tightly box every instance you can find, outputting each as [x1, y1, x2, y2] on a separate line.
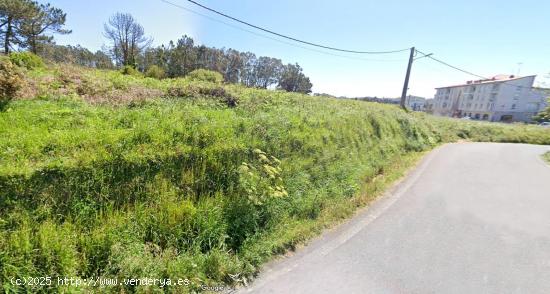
[160, 0, 406, 62]
[169, 0, 411, 55]
[162, 0, 545, 95]
[415, 49, 541, 90]
[415, 49, 486, 80]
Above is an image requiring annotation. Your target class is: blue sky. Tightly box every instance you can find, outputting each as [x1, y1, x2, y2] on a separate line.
[50, 0, 550, 98]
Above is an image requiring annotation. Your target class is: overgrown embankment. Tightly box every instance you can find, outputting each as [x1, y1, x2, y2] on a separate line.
[1, 63, 549, 293]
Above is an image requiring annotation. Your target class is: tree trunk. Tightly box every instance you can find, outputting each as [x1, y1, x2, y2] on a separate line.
[30, 31, 37, 54]
[4, 17, 12, 54]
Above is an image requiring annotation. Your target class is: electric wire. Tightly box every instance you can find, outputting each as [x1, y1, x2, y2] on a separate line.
[166, 0, 411, 54]
[415, 49, 543, 91]
[160, 0, 407, 62]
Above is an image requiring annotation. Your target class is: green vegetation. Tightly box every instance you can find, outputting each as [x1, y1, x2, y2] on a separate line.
[0, 56, 23, 109]
[187, 68, 224, 84]
[1, 64, 550, 293]
[145, 65, 165, 80]
[544, 152, 550, 163]
[120, 64, 142, 77]
[0, 0, 70, 54]
[534, 98, 550, 122]
[4, 1, 313, 94]
[8, 51, 44, 70]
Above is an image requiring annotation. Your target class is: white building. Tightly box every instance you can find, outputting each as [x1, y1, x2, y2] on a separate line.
[423, 98, 435, 114]
[404, 95, 426, 111]
[432, 75, 548, 122]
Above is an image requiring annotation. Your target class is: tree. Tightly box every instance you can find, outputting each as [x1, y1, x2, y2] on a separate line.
[18, 2, 71, 54]
[278, 63, 312, 94]
[139, 46, 167, 72]
[0, 0, 35, 53]
[39, 43, 113, 69]
[240, 52, 257, 87]
[103, 12, 151, 67]
[254, 56, 283, 88]
[534, 97, 550, 122]
[222, 48, 243, 84]
[166, 35, 195, 76]
[93, 50, 113, 69]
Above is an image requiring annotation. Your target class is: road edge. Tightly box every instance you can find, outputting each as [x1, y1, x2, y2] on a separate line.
[236, 143, 448, 293]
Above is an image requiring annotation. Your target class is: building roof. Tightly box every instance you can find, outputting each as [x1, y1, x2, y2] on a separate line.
[435, 75, 536, 89]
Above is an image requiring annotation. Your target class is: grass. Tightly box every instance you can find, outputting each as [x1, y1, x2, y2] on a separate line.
[544, 152, 550, 163]
[1, 64, 550, 293]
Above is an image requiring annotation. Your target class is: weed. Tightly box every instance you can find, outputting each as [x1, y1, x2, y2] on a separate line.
[1, 63, 549, 292]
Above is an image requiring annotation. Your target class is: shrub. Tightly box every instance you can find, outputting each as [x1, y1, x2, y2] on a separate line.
[533, 98, 550, 122]
[0, 57, 24, 109]
[166, 84, 238, 107]
[198, 86, 238, 107]
[120, 65, 141, 76]
[144, 65, 165, 79]
[9, 51, 44, 70]
[166, 84, 197, 98]
[187, 69, 224, 83]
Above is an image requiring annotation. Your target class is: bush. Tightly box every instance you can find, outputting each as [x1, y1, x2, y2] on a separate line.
[144, 65, 165, 79]
[120, 65, 141, 76]
[187, 69, 224, 83]
[9, 51, 44, 70]
[166, 84, 239, 107]
[533, 98, 550, 122]
[0, 57, 24, 109]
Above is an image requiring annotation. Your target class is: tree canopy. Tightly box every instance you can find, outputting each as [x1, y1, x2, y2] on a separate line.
[103, 12, 151, 67]
[534, 97, 550, 122]
[0, 0, 70, 54]
[278, 63, 313, 94]
[15, 8, 313, 94]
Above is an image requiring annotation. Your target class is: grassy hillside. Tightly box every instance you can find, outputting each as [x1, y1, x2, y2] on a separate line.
[1, 63, 550, 293]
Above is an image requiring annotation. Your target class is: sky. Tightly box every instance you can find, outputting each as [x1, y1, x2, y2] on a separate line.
[49, 0, 550, 98]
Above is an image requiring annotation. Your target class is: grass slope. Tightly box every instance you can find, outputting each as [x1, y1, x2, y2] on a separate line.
[1, 64, 549, 293]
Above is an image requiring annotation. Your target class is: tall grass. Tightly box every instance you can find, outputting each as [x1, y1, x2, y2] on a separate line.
[1, 65, 550, 293]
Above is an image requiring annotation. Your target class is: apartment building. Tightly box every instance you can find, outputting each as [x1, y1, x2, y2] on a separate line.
[432, 75, 548, 122]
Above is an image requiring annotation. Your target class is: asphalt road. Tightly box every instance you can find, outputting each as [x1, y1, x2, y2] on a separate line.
[239, 143, 550, 294]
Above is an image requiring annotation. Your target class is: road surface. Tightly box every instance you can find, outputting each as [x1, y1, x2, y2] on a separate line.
[240, 143, 550, 294]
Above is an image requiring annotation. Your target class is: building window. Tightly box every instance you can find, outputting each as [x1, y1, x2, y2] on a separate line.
[511, 104, 516, 110]
[500, 115, 513, 122]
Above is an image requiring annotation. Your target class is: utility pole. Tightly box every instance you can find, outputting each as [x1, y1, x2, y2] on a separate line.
[400, 47, 415, 110]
